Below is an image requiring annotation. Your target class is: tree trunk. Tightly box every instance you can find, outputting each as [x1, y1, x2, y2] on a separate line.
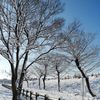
[75, 58, 96, 97]
[85, 77, 95, 96]
[18, 72, 25, 98]
[58, 72, 60, 91]
[26, 80, 29, 87]
[43, 76, 46, 89]
[12, 76, 18, 100]
[39, 77, 41, 89]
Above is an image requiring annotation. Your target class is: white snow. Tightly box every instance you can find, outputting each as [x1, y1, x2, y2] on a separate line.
[0, 76, 100, 100]
[0, 84, 12, 100]
[23, 76, 100, 100]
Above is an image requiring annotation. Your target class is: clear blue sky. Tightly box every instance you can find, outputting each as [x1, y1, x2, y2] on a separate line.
[59, 0, 100, 74]
[60, 0, 100, 45]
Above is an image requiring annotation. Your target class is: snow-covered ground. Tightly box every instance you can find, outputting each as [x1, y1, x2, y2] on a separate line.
[23, 76, 100, 100]
[0, 84, 12, 100]
[0, 76, 100, 100]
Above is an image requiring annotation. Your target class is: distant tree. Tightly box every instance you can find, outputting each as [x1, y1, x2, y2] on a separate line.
[41, 63, 48, 90]
[91, 73, 94, 77]
[31, 65, 44, 89]
[0, 0, 64, 99]
[48, 53, 70, 91]
[62, 21, 99, 97]
[73, 73, 81, 79]
[35, 55, 54, 89]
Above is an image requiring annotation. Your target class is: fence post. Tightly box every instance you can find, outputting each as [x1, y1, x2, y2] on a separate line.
[45, 95, 48, 100]
[26, 90, 29, 97]
[35, 92, 38, 100]
[30, 91, 33, 100]
[22, 89, 25, 96]
[58, 98, 60, 100]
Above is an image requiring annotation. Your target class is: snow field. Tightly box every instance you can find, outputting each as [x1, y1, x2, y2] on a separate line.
[23, 77, 100, 100]
[0, 76, 100, 100]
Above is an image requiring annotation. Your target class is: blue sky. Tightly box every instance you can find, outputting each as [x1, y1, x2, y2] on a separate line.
[60, 0, 100, 74]
[60, 0, 100, 45]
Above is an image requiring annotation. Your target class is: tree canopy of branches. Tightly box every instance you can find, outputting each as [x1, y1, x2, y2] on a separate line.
[0, 0, 64, 99]
[61, 21, 99, 97]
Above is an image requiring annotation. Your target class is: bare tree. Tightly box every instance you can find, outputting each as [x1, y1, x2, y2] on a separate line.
[48, 53, 70, 91]
[30, 65, 44, 89]
[62, 21, 99, 97]
[0, 0, 64, 99]
[41, 63, 48, 90]
[35, 55, 52, 89]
